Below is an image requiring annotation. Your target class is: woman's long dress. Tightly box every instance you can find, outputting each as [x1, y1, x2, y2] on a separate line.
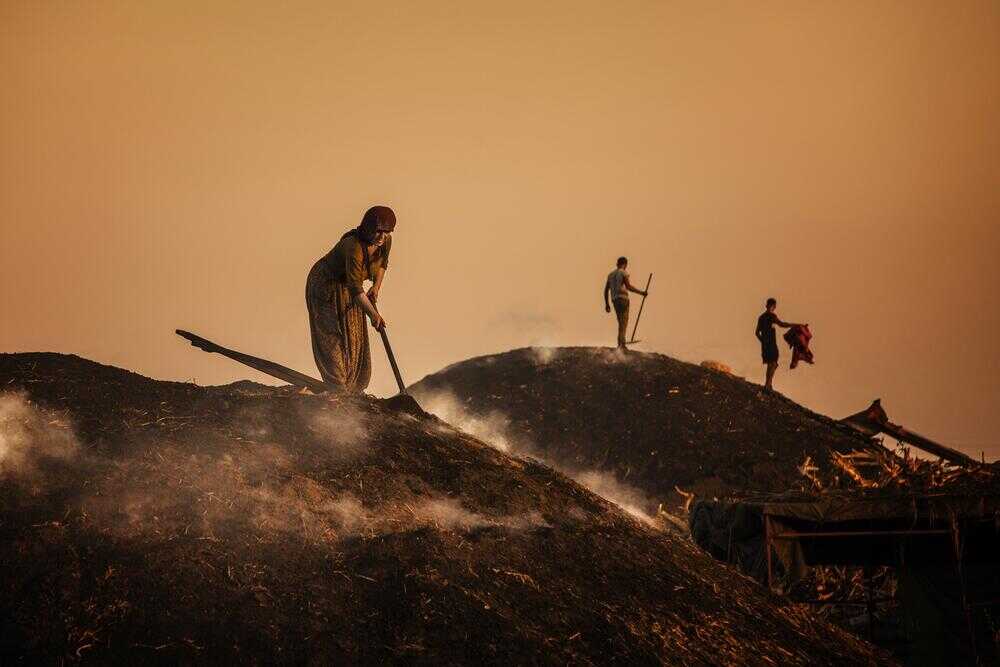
[305, 234, 390, 391]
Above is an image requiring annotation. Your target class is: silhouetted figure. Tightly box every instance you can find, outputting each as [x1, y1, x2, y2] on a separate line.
[306, 206, 395, 391]
[755, 297, 802, 391]
[604, 257, 647, 350]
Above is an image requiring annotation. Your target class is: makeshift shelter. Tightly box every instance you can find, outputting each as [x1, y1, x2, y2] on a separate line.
[691, 490, 1000, 665]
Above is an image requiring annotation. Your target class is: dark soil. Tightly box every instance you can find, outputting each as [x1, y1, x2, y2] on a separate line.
[0, 352, 888, 665]
[409, 347, 879, 509]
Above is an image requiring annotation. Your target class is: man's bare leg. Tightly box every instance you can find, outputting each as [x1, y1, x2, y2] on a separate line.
[614, 299, 629, 350]
[764, 362, 777, 391]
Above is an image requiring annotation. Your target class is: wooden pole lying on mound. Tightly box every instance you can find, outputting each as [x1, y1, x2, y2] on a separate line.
[175, 329, 329, 394]
[628, 273, 652, 344]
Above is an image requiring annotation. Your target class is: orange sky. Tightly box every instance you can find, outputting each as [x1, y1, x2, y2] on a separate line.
[2, 1, 998, 459]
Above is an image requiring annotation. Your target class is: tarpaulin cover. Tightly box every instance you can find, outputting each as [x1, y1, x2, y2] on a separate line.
[689, 501, 768, 582]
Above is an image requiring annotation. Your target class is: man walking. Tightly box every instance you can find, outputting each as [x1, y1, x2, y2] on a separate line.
[604, 257, 647, 350]
[755, 297, 802, 392]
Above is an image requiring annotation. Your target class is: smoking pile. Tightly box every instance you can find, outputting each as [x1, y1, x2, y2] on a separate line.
[0, 352, 888, 664]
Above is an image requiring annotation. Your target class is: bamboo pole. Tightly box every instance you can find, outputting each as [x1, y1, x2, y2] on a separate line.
[628, 273, 652, 344]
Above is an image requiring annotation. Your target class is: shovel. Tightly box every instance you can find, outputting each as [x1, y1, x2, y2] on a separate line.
[376, 322, 407, 395]
[370, 308, 425, 414]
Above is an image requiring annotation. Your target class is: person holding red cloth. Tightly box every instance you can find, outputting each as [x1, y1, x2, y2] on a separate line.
[755, 297, 805, 392]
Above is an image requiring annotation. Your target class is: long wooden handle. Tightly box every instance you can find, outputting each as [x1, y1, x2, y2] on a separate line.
[629, 273, 652, 343]
[378, 326, 407, 395]
[175, 329, 329, 393]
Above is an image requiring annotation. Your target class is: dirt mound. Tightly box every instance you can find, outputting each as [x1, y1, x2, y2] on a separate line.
[0, 352, 888, 664]
[410, 347, 877, 509]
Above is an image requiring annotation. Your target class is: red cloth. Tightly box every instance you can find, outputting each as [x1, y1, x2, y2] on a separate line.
[783, 324, 813, 369]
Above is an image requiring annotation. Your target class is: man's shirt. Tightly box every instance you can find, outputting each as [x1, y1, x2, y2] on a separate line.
[756, 311, 778, 343]
[606, 269, 629, 302]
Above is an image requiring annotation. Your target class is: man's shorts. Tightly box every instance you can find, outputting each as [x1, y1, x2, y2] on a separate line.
[761, 339, 779, 364]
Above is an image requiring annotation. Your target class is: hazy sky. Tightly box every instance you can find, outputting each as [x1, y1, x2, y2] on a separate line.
[3, 1, 998, 459]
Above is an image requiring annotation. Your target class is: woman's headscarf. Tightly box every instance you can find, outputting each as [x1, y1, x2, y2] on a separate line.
[357, 205, 396, 242]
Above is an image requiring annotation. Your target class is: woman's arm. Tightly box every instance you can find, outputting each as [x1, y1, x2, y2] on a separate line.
[346, 240, 385, 329]
[368, 266, 386, 303]
[353, 292, 385, 330]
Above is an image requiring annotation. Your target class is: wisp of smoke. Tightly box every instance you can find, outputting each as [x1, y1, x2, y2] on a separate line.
[304, 401, 369, 459]
[411, 388, 657, 525]
[4, 384, 553, 546]
[570, 470, 654, 524]
[76, 398, 372, 544]
[530, 347, 559, 365]
[411, 497, 489, 530]
[408, 497, 548, 532]
[248, 482, 367, 542]
[415, 390, 516, 452]
[0, 391, 79, 480]
[84, 440, 371, 545]
[592, 347, 638, 365]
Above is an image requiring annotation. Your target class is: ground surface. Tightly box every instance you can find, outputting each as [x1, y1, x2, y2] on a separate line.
[410, 347, 877, 510]
[0, 352, 888, 665]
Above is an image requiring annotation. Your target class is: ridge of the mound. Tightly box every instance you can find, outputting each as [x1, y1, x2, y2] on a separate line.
[0, 351, 170, 385]
[410, 346, 877, 507]
[0, 352, 887, 664]
[0, 352, 278, 393]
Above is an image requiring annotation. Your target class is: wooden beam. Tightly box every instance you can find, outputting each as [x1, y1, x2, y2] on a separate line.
[175, 329, 329, 394]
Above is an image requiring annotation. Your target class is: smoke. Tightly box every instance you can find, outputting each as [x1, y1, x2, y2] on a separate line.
[303, 401, 369, 460]
[247, 482, 367, 542]
[416, 390, 518, 453]
[12, 392, 540, 545]
[2, 384, 566, 550]
[227, 400, 369, 458]
[406, 497, 547, 531]
[81, 402, 373, 545]
[0, 391, 79, 481]
[570, 471, 654, 523]
[412, 387, 657, 525]
[530, 347, 559, 365]
[591, 347, 640, 365]
[82, 437, 548, 544]
[410, 497, 490, 530]
[81, 442, 369, 545]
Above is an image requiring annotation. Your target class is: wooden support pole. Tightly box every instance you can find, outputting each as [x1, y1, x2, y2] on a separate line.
[765, 516, 774, 591]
